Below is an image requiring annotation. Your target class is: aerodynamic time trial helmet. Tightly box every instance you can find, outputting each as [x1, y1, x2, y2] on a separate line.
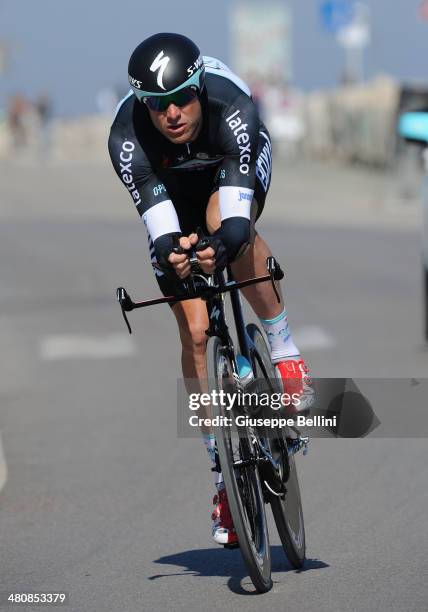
[128, 33, 205, 112]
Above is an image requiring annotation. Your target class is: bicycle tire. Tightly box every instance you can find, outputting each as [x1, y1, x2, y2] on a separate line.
[206, 335, 272, 593]
[247, 323, 306, 568]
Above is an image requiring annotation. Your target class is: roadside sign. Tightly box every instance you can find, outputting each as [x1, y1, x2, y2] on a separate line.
[231, 1, 292, 83]
[320, 0, 354, 34]
[336, 2, 370, 50]
[337, 21, 370, 49]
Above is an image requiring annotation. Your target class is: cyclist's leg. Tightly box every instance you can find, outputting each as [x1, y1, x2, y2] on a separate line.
[231, 221, 285, 320]
[145, 173, 235, 542]
[205, 191, 284, 320]
[147, 259, 211, 409]
[147, 171, 212, 394]
[171, 297, 232, 538]
[144, 169, 217, 414]
[171, 298, 209, 388]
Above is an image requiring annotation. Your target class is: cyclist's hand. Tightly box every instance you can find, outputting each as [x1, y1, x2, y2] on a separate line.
[168, 234, 198, 279]
[196, 236, 227, 273]
[196, 243, 216, 274]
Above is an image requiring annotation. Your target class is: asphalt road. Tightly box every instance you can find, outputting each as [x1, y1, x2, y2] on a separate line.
[0, 158, 427, 611]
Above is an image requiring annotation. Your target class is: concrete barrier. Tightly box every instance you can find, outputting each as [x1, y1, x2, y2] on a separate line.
[52, 114, 111, 163]
[0, 77, 400, 168]
[0, 113, 112, 163]
[304, 76, 400, 167]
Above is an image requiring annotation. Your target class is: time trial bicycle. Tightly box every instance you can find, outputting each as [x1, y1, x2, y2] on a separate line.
[116, 238, 308, 593]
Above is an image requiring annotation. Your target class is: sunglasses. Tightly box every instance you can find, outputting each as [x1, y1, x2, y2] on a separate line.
[142, 87, 199, 112]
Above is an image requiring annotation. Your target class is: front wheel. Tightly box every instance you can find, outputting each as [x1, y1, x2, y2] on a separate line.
[206, 335, 272, 593]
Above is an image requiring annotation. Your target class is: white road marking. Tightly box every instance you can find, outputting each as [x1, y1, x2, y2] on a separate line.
[0, 432, 7, 492]
[293, 326, 336, 351]
[40, 334, 137, 361]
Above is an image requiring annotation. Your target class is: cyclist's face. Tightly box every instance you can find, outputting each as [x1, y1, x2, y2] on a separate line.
[147, 97, 202, 144]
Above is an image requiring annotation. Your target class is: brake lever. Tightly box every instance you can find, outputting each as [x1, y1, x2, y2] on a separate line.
[266, 256, 284, 303]
[162, 230, 212, 299]
[195, 226, 220, 275]
[172, 233, 199, 270]
[195, 237, 211, 252]
[188, 227, 206, 274]
[116, 287, 133, 334]
[194, 226, 210, 253]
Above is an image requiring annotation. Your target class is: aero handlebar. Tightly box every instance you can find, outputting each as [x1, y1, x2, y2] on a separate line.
[116, 256, 284, 334]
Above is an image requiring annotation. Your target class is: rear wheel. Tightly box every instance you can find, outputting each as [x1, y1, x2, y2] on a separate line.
[206, 335, 272, 593]
[270, 451, 306, 567]
[246, 323, 306, 568]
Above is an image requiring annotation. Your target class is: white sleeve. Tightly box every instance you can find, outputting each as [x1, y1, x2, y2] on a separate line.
[142, 200, 181, 241]
[219, 186, 254, 221]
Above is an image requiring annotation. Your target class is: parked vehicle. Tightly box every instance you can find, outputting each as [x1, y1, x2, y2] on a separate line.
[399, 112, 428, 342]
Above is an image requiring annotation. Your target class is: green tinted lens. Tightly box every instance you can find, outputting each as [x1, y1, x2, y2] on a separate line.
[144, 88, 198, 111]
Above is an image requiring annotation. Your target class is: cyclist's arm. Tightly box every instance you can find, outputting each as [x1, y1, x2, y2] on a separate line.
[214, 94, 260, 262]
[108, 129, 182, 267]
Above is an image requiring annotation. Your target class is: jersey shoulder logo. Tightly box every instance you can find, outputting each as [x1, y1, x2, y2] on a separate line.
[150, 50, 170, 91]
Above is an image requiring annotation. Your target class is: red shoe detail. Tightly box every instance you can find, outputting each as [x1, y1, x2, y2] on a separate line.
[212, 489, 238, 545]
[276, 359, 309, 396]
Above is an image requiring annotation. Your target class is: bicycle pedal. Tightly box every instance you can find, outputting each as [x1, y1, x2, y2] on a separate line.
[301, 436, 309, 453]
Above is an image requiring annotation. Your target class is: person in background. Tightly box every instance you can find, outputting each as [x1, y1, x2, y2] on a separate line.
[8, 94, 30, 149]
[35, 93, 53, 153]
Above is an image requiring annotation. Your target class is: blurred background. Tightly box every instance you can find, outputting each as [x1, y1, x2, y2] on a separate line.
[1, 0, 428, 166]
[1, 2, 428, 610]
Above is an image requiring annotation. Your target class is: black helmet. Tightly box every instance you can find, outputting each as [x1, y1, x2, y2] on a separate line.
[128, 32, 205, 102]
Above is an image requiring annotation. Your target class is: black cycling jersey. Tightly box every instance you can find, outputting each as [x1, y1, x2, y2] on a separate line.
[108, 57, 272, 264]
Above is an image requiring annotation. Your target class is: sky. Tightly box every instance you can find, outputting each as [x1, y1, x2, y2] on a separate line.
[0, 0, 427, 117]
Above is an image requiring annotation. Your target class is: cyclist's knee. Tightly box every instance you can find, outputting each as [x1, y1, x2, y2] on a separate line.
[172, 300, 209, 354]
[180, 322, 208, 353]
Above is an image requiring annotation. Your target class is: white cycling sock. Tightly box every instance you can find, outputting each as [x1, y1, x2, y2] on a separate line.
[259, 308, 300, 363]
[203, 433, 224, 491]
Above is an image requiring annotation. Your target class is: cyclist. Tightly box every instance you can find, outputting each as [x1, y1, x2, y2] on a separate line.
[109, 33, 314, 547]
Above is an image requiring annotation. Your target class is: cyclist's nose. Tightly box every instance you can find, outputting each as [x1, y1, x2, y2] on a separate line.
[166, 103, 181, 121]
